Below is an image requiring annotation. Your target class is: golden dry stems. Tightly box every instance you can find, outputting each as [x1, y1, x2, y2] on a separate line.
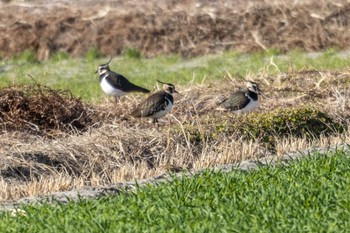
[0, 126, 348, 201]
[0, 69, 350, 201]
[1, 0, 350, 60]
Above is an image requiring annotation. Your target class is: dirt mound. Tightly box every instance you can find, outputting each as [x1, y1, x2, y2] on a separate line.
[0, 82, 97, 136]
[1, 0, 350, 60]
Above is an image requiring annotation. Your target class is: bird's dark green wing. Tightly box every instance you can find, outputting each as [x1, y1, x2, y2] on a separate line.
[106, 72, 150, 93]
[131, 91, 170, 117]
[220, 91, 250, 111]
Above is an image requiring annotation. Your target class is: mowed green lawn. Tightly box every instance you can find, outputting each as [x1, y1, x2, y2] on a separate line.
[1, 48, 350, 102]
[1, 149, 349, 232]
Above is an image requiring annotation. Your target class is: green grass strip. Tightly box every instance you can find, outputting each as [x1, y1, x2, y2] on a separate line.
[1, 149, 350, 232]
[1, 48, 350, 102]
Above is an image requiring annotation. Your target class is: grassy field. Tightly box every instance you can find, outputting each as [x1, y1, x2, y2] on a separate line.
[1, 48, 350, 201]
[0, 49, 350, 231]
[2, 1, 350, 230]
[1, 149, 349, 232]
[1, 48, 350, 101]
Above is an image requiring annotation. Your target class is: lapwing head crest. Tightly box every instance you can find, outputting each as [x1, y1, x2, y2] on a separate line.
[157, 80, 179, 94]
[246, 81, 260, 94]
[96, 56, 112, 75]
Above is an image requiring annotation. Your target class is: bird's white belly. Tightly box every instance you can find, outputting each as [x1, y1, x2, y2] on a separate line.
[234, 100, 258, 113]
[100, 78, 126, 97]
[151, 100, 173, 119]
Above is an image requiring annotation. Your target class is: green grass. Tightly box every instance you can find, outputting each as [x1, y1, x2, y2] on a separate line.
[1, 149, 349, 232]
[1, 49, 350, 102]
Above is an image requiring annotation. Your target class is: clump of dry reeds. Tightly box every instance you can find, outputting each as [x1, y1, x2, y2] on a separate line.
[0, 83, 97, 136]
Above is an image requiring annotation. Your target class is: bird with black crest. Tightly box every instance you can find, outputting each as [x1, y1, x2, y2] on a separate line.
[217, 81, 261, 113]
[96, 56, 150, 102]
[130, 80, 179, 124]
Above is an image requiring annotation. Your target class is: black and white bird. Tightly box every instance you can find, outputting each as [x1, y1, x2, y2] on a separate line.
[217, 81, 261, 113]
[130, 80, 178, 123]
[96, 57, 150, 99]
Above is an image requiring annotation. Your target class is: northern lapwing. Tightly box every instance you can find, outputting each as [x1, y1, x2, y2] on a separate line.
[130, 80, 178, 123]
[96, 57, 150, 100]
[217, 81, 261, 113]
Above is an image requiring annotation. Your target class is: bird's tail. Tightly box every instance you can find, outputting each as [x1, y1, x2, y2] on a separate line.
[130, 84, 150, 93]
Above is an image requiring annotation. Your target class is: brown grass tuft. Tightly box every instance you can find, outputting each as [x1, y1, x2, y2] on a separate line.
[0, 83, 97, 137]
[1, 68, 350, 201]
[1, 0, 350, 60]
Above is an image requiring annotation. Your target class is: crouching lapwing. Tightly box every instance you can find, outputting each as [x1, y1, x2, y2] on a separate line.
[217, 81, 261, 113]
[130, 80, 178, 123]
[96, 57, 150, 101]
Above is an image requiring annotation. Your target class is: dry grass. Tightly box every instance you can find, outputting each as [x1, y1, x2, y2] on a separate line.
[0, 68, 350, 201]
[1, 0, 350, 60]
[0, 82, 97, 137]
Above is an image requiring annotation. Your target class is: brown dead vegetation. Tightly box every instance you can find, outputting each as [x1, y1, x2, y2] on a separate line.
[1, 0, 350, 202]
[1, 0, 350, 60]
[0, 83, 97, 137]
[0, 69, 350, 201]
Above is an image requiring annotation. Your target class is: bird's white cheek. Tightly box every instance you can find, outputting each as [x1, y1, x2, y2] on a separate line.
[98, 69, 108, 75]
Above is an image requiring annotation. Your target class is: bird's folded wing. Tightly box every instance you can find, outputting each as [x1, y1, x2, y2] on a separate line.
[131, 92, 167, 117]
[221, 91, 250, 110]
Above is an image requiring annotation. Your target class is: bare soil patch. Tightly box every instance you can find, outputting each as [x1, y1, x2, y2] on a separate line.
[0, 69, 349, 201]
[1, 0, 350, 60]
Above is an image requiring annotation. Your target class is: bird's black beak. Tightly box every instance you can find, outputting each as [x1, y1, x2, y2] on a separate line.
[95, 70, 98, 74]
[174, 89, 183, 96]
